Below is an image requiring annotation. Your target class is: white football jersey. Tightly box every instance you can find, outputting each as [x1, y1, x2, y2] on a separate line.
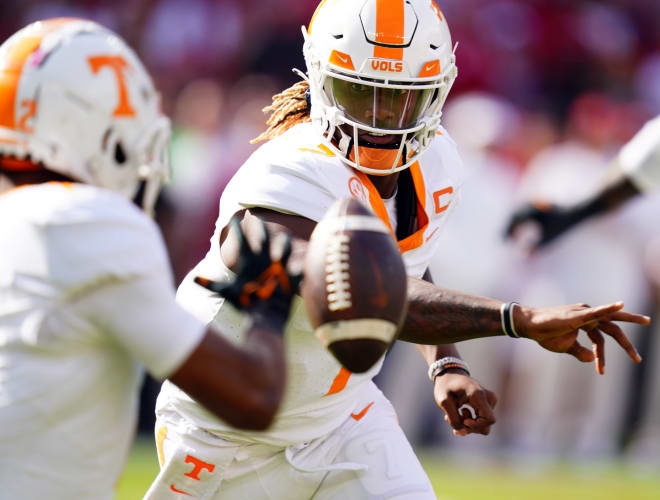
[0, 183, 205, 499]
[160, 122, 463, 447]
[619, 114, 660, 192]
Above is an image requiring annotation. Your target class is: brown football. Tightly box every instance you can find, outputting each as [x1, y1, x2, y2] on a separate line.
[302, 197, 408, 373]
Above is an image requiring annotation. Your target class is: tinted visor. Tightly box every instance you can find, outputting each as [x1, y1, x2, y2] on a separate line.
[330, 77, 435, 130]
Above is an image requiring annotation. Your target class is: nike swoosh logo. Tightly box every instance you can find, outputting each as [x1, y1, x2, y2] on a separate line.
[351, 402, 374, 421]
[337, 54, 349, 63]
[170, 484, 192, 496]
[425, 227, 439, 242]
[424, 62, 438, 72]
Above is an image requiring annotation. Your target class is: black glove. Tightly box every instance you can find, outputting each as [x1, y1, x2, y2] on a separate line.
[505, 202, 578, 249]
[195, 218, 302, 330]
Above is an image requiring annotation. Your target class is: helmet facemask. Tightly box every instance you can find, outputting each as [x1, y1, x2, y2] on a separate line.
[302, 1, 457, 176]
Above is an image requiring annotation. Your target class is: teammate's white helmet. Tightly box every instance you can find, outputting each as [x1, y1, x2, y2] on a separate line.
[0, 18, 170, 213]
[303, 0, 457, 175]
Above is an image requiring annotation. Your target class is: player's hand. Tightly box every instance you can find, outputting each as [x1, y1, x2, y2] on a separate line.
[515, 302, 650, 374]
[505, 202, 575, 250]
[195, 218, 302, 323]
[434, 371, 497, 436]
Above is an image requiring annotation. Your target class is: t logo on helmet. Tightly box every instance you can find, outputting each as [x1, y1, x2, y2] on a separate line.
[87, 55, 136, 117]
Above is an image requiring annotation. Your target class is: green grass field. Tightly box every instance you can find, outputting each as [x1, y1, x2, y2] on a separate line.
[117, 439, 660, 500]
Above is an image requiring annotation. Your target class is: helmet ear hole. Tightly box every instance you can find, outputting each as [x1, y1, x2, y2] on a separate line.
[114, 142, 127, 165]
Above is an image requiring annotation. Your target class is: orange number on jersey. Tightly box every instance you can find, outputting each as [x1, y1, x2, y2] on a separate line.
[17, 99, 36, 132]
[87, 55, 136, 117]
[324, 366, 351, 396]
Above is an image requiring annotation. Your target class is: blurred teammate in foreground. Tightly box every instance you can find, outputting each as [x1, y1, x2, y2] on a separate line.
[0, 19, 296, 500]
[507, 114, 660, 248]
[149, 1, 649, 498]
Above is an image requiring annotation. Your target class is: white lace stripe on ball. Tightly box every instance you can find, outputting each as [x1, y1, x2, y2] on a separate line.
[315, 319, 397, 345]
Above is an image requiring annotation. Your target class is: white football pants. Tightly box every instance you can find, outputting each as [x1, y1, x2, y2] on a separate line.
[144, 382, 436, 499]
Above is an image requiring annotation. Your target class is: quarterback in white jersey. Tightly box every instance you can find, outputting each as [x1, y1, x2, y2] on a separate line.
[507, 113, 660, 248]
[151, 1, 649, 498]
[0, 19, 294, 500]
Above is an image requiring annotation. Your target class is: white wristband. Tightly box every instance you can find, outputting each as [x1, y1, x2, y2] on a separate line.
[500, 301, 521, 338]
[428, 356, 470, 382]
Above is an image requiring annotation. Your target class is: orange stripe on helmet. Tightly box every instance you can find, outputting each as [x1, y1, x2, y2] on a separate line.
[430, 1, 444, 22]
[0, 18, 78, 130]
[373, 0, 405, 60]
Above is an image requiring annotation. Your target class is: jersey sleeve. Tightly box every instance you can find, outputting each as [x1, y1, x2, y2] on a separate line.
[82, 274, 206, 379]
[217, 145, 337, 229]
[619, 115, 660, 192]
[45, 193, 206, 379]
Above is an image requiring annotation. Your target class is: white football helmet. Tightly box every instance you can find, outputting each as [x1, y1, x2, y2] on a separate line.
[0, 18, 170, 213]
[303, 0, 457, 175]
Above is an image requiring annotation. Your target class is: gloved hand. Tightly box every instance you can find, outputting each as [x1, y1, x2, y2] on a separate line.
[195, 218, 302, 329]
[505, 202, 578, 250]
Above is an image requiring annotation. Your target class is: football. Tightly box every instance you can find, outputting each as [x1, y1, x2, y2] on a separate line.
[302, 197, 408, 373]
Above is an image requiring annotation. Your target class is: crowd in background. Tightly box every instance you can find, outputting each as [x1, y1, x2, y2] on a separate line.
[3, 0, 659, 466]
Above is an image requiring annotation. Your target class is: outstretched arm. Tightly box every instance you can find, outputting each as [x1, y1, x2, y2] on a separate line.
[231, 209, 649, 375]
[506, 168, 641, 250]
[399, 277, 648, 373]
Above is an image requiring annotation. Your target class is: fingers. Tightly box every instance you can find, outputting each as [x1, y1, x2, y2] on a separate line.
[443, 413, 490, 436]
[566, 340, 595, 363]
[231, 217, 254, 257]
[258, 219, 271, 257]
[586, 328, 605, 375]
[466, 391, 496, 429]
[444, 415, 469, 436]
[599, 321, 642, 363]
[570, 302, 624, 326]
[606, 311, 651, 325]
[280, 232, 293, 265]
[438, 396, 463, 431]
[194, 276, 223, 293]
[485, 389, 498, 409]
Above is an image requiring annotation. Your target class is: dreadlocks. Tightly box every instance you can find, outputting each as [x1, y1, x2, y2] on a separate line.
[251, 79, 311, 144]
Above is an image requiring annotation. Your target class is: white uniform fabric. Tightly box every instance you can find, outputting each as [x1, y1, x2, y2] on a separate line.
[147, 382, 435, 500]
[619, 114, 660, 192]
[154, 122, 462, 497]
[0, 183, 205, 500]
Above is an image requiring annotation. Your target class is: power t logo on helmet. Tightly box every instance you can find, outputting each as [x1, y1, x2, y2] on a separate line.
[303, 0, 457, 175]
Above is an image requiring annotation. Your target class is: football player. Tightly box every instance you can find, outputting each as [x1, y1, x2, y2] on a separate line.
[148, 1, 650, 498]
[506, 114, 660, 248]
[0, 19, 297, 500]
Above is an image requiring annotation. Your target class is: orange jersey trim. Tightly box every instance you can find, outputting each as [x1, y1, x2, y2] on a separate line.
[354, 163, 430, 254]
[354, 170, 394, 235]
[324, 366, 352, 396]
